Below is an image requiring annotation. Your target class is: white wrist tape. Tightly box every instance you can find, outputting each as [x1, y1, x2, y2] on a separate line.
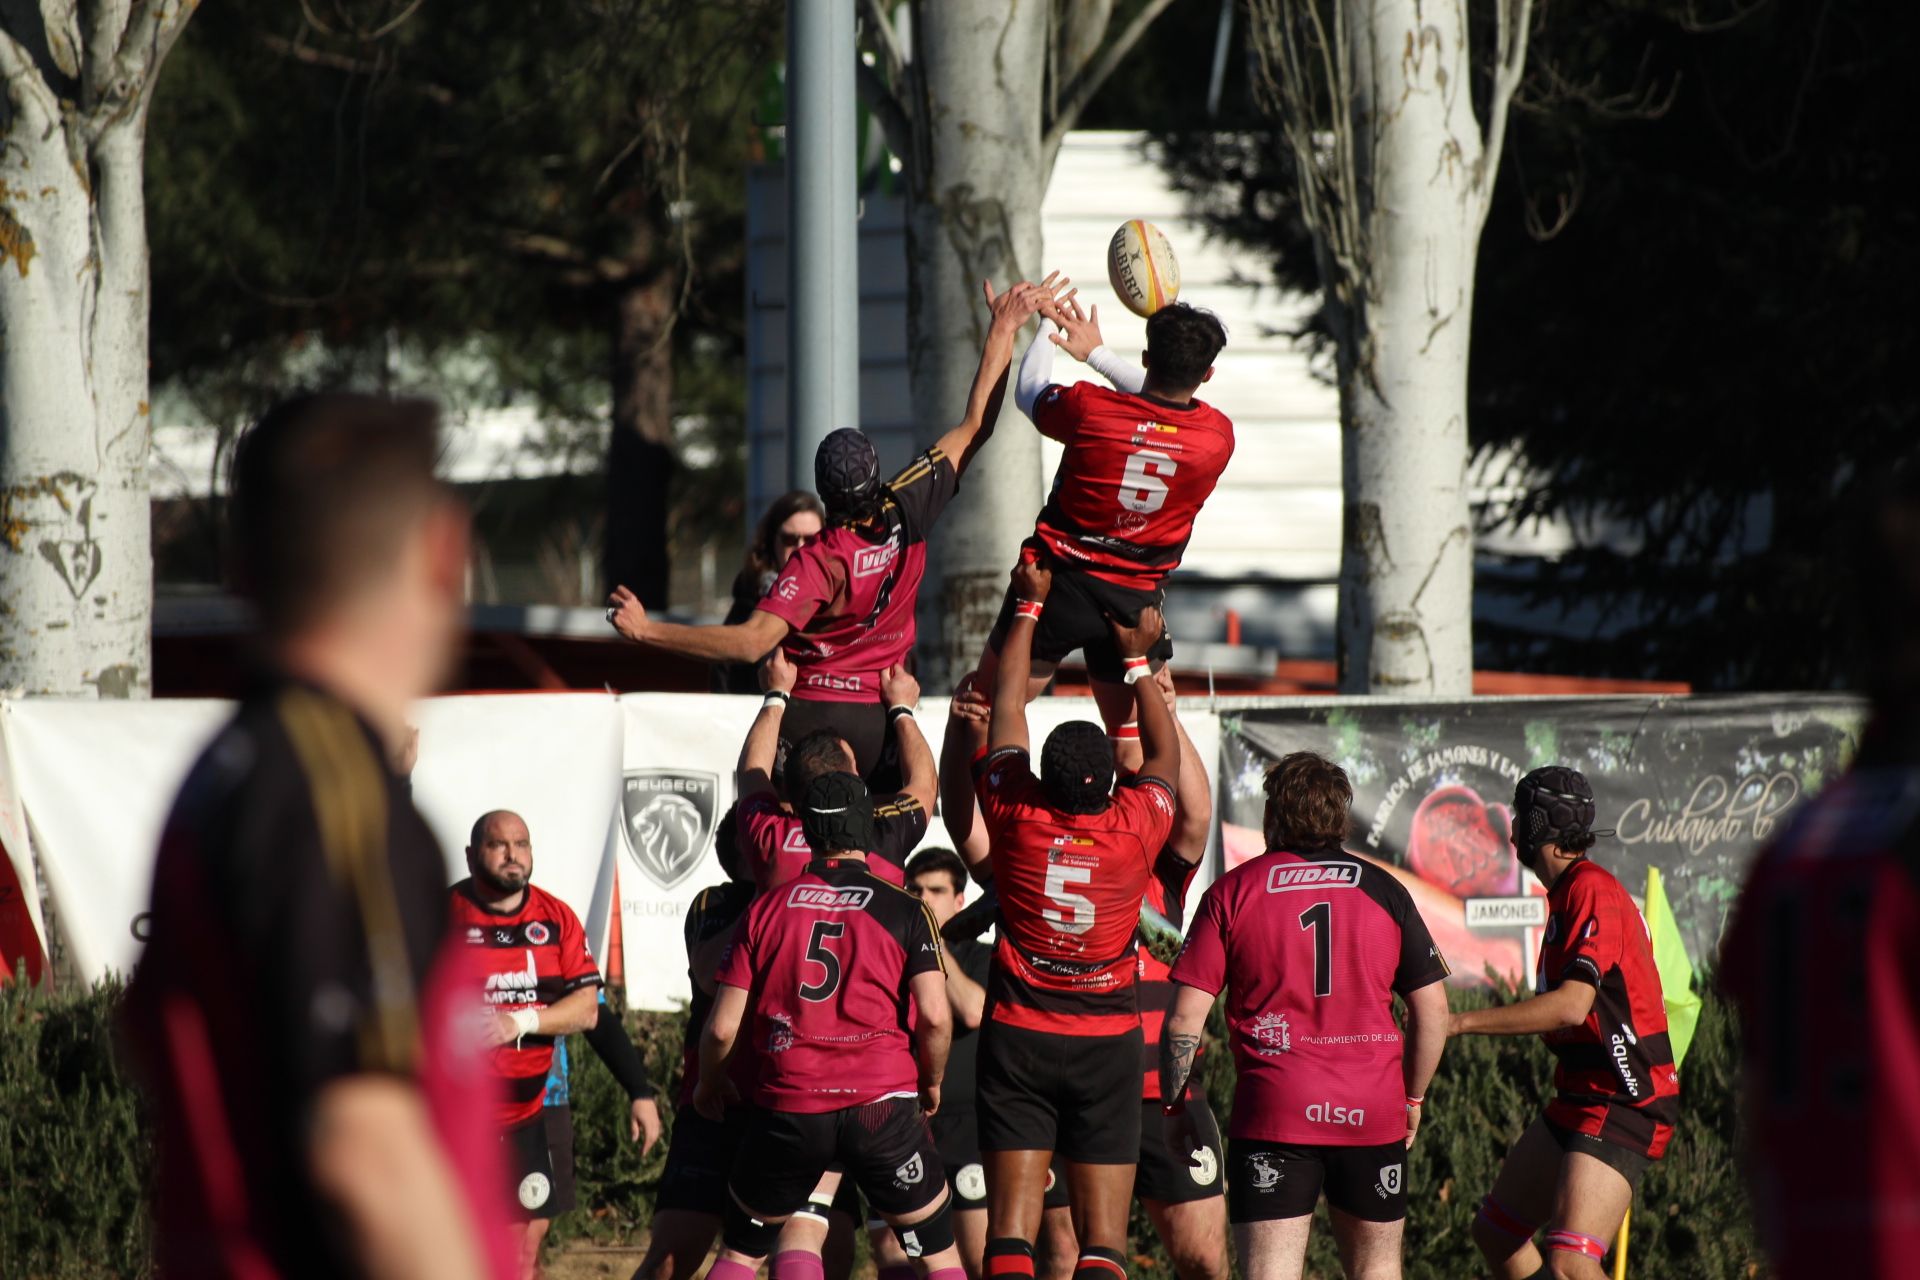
[509, 1007, 541, 1039]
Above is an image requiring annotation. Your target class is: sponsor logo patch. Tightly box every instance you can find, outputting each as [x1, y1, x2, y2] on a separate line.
[853, 539, 899, 579]
[1265, 860, 1363, 894]
[956, 1163, 987, 1201]
[1376, 1163, 1403, 1197]
[518, 1172, 551, 1210]
[894, 1153, 924, 1187]
[1188, 1146, 1219, 1186]
[1251, 1012, 1292, 1056]
[1246, 1152, 1282, 1191]
[1305, 1101, 1367, 1126]
[622, 769, 719, 890]
[524, 921, 551, 946]
[786, 884, 875, 911]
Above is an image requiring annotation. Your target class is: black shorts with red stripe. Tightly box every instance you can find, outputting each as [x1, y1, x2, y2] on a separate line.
[976, 1021, 1142, 1165]
[987, 538, 1172, 683]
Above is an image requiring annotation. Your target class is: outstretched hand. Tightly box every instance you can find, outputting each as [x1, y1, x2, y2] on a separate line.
[1109, 605, 1166, 661]
[1041, 292, 1107, 363]
[1010, 551, 1053, 604]
[983, 272, 1075, 332]
[607, 585, 649, 644]
[759, 647, 797, 695]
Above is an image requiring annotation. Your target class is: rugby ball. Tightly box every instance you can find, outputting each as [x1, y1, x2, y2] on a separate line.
[1107, 220, 1180, 317]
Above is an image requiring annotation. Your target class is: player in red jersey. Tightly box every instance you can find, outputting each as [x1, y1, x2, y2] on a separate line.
[1721, 457, 1920, 1280]
[972, 557, 1180, 1280]
[448, 810, 603, 1279]
[1451, 767, 1681, 1280]
[1161, 752, 1449, 1280]
[737, 650, 935, 888]
[978, 293, 1230, 742]
[696, 772, 964, 1280]
[608, 276, 1068, 783]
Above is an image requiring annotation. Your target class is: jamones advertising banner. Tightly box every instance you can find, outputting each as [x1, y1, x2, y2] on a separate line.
[1215, 694, 1864, 985]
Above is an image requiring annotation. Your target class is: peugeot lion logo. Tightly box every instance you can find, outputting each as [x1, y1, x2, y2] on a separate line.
[621, 769, 719, 890]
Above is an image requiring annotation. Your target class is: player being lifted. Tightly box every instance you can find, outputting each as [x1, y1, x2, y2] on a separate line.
[981, 291, 1231, 747]
[695, 772, 963, 1280]
[973, 557, 1181, 1280]
[1160, 752, 1450, 1280]
[607, 275, 1068, 783]
[1453, 767, 1680, 1280]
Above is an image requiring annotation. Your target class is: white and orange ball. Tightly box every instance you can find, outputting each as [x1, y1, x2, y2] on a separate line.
[1106, 219, 1180, 317]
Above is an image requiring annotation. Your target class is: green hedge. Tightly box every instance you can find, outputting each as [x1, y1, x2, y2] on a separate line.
[1, 970, 1760, 1278]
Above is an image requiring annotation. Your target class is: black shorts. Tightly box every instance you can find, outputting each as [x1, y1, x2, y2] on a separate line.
[1545, 1117, 1655, 1192]
[988, 545, 1173, 684]
[543, 1104, 579, 1216]
[782, 695, 900, 792]
[658, 1104, 754, 1215]
[977, 1022, 1142, 1165]
[1226, 1138, 1409, 1224]
[939, 1150, 1069, 1213]
[729, 1097, 945, 1220]
[504, 1115, 560, 1221]
[1136, 1098, 1225, 1205]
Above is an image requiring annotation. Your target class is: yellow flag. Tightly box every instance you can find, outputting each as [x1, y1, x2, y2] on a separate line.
[1644, 866, 1701, 1065]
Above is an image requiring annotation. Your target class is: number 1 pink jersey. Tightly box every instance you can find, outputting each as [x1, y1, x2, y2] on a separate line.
[1171, 846, 1449, 1146]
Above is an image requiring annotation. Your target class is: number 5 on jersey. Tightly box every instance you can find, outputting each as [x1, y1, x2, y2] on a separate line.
[800, 920, 845, 1000]
[1044, 864, 1096, 936]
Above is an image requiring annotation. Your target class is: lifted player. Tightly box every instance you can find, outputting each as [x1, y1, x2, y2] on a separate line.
[608, 276, 1067, 783]
[1162, 752, 1449, 1280]
[983, 292, 1231, 745]
[696, 772, 963, 1280]
[973, 557, 1180, 1280]
[1453, 767, 1680, 1280]
[1722, 456, 1920, 1279]
[737, 650, 934, 888]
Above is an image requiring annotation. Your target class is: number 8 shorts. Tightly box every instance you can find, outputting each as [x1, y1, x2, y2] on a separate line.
[976, 1022, 1143, 1165]
[1226, 1138, 1410, 1224]
[987, 539, 1173, 684]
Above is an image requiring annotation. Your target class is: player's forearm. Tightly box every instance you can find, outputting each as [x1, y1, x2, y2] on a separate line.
[1159, 1009, 1205, 1108]
[1014, 321, 1059, 419]
[938, 318, 1023, 472]
[737, 699, 786, 794]
[939, 709, 990, 871]
[1087, 343, 1147, 395]
[1168, 708, 1210, 860]
[916, 1019, 952, 1090]
[699, 1022, 737, 1085]
[636, 618, 771, 664]
[537, 985, 601, 1037]
[1450, 983, 1593, 1037]
[944, 967, 988, 1030]
[893, 713, 938, 815]
[988, 617, 1036, 753]
[1133, 673, 1181, 784]
[1401, 989, 1448, 1101]
[584, 1006, 657, 1100]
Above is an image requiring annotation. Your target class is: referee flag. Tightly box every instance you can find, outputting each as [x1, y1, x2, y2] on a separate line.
[1644, 866, 1701, 1064]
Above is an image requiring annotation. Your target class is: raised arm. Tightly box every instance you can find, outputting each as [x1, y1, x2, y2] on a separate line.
[940, 675, 994, 877]
[607, 587, 790, 664]
[933, 276, 1068, 476]
[881, 663, 937, 816]
[1153, 666, 1211, 864]
[989, 557, 1053, 755]
[1019, 294, 1146, 423]
[737, 650, 797, 802]
[1110, 607, 1179, 786]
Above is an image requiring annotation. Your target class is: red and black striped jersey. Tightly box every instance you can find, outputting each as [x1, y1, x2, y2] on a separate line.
[1722, 738, 1920, 1277]
[1028, 382, 1235, 591]
[1145, 844, 1202, 931]
[1137, 948, 1203, 1102]
[975, 746, 1176, 1036]
[717, 858, 945, 1112]
[447, 881, 602, 1128]
[737, 791, 925, 890]
[1536, 857, 1680, 1158]
[1172, 846, 1449, 1146]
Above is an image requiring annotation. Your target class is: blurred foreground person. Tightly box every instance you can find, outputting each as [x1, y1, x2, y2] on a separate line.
[1452, 767, 1679, 1280]
[1723, 454, 1920, 1279]
[449, 810, 604, 1279]
[124, 393, 511, 1279]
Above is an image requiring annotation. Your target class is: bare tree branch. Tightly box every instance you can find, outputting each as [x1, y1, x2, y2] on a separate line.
[0, 23, 63, 132]
[1478, 0, 1535, 227]
[858, 0, 906, 87]
[854, 55, 913, 160]
[80, 0, 127, 103]
[1041, 0, 1177, 176]
[0, 0, 81, 101]
[257, 31, 456, 104]
[1053, 0, 1114, 100]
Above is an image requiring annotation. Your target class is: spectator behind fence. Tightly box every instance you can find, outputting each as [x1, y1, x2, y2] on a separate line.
[711, 490, 827, 694]
[123, 392, 512, 1280]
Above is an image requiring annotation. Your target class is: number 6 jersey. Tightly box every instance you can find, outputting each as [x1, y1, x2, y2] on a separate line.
[716, 857, 945, 1112]
[1028, 381, 1235, 591]
[975, 746, 1178, 1036]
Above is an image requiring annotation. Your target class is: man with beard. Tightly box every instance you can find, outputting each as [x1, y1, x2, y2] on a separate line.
[449, 810, 604, 1279]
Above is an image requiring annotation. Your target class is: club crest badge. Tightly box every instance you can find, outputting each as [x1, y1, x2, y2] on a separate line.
[622, 770, 718, 890]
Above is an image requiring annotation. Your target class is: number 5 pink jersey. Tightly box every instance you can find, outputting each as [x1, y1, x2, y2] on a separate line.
[716, 857, 946, 1113]
[1029, 382, 1234, 591]
[1171, 847, 1450, 1146]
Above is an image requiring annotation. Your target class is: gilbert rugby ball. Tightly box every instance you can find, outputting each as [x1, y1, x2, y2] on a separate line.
[1107, 220, 1180, 317]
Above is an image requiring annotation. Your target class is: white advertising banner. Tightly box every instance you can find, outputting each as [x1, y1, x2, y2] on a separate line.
[610, 694, 1220, 1010]
[1, 693, 623, 983]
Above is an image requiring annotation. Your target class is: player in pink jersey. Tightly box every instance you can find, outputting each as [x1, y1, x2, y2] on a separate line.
[1161, 753, 1450, 1280]
[696, 771, 964, 1280]
[736, 649, 935, 889]
[1723, 455, 1920, 1280]
[607, 276, 1069, 783]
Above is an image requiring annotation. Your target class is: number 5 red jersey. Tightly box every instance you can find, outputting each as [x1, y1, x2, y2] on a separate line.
[1029, 382, 1235, 591]
[974, 746, 1178, 1036]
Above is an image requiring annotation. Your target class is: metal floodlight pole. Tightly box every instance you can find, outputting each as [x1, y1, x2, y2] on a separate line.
[786, 0, 860, 494]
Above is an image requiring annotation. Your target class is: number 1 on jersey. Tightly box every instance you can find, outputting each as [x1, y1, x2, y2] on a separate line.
[1300, 901, 1333, 997]
[800, 920, 845, 1001]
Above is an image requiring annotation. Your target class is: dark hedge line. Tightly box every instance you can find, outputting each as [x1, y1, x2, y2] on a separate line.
[1, 967, 1760, 1279]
